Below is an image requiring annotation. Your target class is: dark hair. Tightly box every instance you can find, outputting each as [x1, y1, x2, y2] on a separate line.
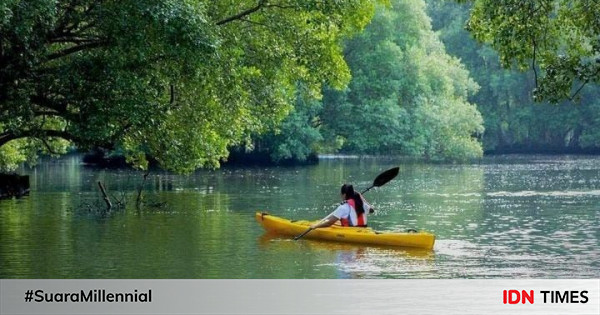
[341, 184, 365, 215]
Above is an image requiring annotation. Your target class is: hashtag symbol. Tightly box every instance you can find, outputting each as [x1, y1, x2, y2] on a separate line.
[24, 290, 33, 302]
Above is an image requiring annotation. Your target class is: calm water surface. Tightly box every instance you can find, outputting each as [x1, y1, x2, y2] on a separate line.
[1, 155, 598, 278]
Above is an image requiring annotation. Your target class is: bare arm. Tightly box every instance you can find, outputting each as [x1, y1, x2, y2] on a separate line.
[309, 215, 339, 229]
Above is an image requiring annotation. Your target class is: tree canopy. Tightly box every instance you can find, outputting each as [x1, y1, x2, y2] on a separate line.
[459, 0, 600, 102]
[241, 0, 484, 162]
[0, 0, 381, 173]
[321, 0, 483, 160]
[430, 0, 600, 153]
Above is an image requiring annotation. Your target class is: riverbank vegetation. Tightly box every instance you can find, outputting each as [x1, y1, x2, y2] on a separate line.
[2, 0, 599, 173]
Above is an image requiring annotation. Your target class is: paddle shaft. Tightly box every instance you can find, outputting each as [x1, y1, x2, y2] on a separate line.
[293, 228, 314, 240]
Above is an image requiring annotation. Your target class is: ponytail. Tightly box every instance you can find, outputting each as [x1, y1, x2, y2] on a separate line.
[341, 184, 365, 215]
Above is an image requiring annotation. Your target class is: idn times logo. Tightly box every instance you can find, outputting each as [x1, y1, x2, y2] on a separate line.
[503, 290, 589, 304]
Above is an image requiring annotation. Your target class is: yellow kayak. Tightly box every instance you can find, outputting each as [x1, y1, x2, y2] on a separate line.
[255, 212, 435, 250]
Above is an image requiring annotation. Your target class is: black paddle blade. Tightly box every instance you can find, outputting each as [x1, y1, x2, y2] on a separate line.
[373, 167, 399, 187]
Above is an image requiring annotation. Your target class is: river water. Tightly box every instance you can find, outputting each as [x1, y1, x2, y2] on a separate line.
[1, 155, 598, 278]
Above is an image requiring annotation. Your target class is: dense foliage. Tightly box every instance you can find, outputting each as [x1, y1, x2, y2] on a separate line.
[0, 0, 380, 172]
[250, 0, 484, 162]
[458, 0, 600, 103]
[321, 0, 483, 160]
[429, 0, 600, 153]
[4, 0, 597, 172]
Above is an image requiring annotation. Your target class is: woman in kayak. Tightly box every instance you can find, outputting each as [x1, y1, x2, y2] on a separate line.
[310, 184, 374, 229]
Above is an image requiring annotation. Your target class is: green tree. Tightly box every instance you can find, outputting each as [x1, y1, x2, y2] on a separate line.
[321, 0, 484, 160]
[429, 0, 600, 153]
[0, 0, 381, 173]
[458, 0, 600, 102]
[235, 85, 323, 164]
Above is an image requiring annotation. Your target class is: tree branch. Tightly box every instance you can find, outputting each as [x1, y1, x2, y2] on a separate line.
[216, 0, 268, 26]
[53, 1, 99, 39]
[49, 37, 103, 44]
[53, 0, 80, 37]
[40, 137, 59, 155]
[30, 94, 68, 115]
[97, 181, 112, 210]
[532, 38, 538, 88]
[569, 67, 600, 101]
[45, 40, 108, 61]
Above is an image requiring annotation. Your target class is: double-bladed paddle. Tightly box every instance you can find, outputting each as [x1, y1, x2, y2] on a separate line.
[293, 166, 400, 241]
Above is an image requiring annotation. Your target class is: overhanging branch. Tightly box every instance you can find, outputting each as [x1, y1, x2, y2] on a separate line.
[40, 137, 59, 155]
[569, 67, 600, 101]
[216, 0, 267, 26]
[45, 40, 108, 61]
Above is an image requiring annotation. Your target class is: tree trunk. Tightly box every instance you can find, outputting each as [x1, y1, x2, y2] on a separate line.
[97, 181, 112, 210]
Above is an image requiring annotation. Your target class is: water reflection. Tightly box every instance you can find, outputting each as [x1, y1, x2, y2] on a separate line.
[1, 154, 599, 278]
[258, 233, 435, 279]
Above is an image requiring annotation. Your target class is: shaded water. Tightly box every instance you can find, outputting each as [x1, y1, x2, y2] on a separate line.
[1, 155, 598, 278]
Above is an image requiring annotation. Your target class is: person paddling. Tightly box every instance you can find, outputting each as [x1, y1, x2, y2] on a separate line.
[310, 184, 374, 229]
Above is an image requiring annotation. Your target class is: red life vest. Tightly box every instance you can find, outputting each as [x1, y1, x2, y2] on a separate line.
[339, 199, 367, 227]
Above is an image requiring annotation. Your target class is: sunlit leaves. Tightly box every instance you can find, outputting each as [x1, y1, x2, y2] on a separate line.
[0, 0, 381, 173]
[462, 0, 600, 102]
[321, 0, 484, 161]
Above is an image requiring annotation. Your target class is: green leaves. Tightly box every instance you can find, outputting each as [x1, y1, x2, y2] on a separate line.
[461, 0, 600, 102]
[246, 0, 485, 162]
[431, 0, 600, 153]
[321, 0, 484, 161]
[0, 0, 380, 173]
